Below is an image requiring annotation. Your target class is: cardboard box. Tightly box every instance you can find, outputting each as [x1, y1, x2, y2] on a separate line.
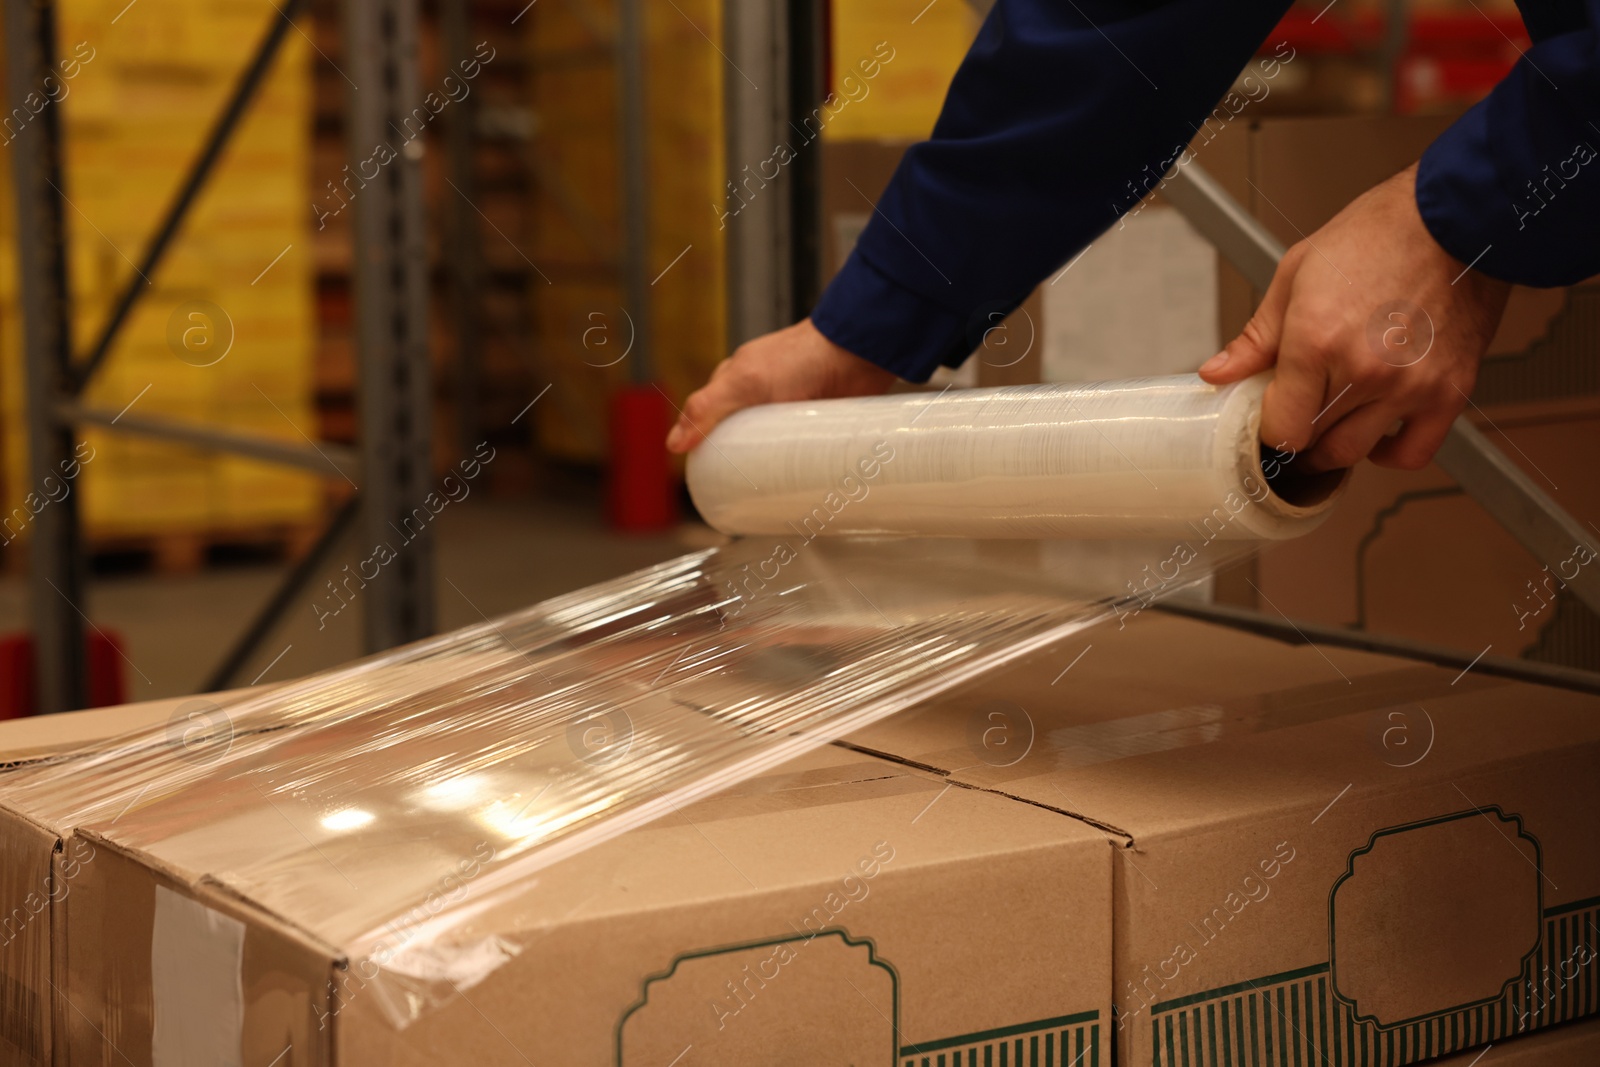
[844, 611, 1600, 1066]
[58, 746, 1110, 1065]
[0, 697, 226, 1066]
[26, 612, 1600, 1065]
[1430, 1017, 1600, 1065]
[1202, 115, 1600, 666]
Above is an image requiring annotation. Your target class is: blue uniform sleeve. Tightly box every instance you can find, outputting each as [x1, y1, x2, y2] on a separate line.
[1416, 0, 1600, 288]
[810, 0, 1293, 382]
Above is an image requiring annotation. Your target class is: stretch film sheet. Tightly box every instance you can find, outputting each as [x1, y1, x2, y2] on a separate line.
[689, 373, 1347, 540]
[8, 375, 1330, 1031]
[11, 537, 1254, 1027]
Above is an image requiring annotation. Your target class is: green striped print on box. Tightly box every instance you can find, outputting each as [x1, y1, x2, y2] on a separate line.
[1148, 896, 1600, 1067]
[901, 1011, 1100, 1067]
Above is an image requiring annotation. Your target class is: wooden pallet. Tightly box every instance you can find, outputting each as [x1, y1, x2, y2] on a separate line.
[83, 522, 323, 576]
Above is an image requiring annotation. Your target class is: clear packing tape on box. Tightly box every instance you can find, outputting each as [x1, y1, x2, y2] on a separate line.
[4, 373, 1345, 1030]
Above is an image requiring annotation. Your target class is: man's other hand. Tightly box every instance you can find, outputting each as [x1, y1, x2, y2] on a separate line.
[1198, 163, 1510, 472]
[665, 318, 898, 453]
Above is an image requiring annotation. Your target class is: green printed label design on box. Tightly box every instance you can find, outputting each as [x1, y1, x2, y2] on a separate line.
[1329, 807, 1543, 1027]
[617, 928, 1102, 1066]
[1149, 807, 1598, 1067]
[617, 930, 899, 1064]
[900, 1012, 1100, 1067]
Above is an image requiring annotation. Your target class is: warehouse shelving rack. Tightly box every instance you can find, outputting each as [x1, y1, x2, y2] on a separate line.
[12, 0, 1592, 710]
[4, 0, 436, 711]
[721, 0, 826, 348]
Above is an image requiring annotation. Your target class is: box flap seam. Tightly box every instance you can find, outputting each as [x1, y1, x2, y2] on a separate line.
[832, 739, 1137, 846]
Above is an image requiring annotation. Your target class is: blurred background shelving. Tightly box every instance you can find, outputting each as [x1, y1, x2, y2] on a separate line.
[1, 0, 1591, 707]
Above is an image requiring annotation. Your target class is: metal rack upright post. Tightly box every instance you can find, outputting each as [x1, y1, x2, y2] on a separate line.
[2, 0, 437, 711]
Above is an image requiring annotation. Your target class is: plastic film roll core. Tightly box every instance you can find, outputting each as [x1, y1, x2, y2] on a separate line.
[687, 373, 1348, 541]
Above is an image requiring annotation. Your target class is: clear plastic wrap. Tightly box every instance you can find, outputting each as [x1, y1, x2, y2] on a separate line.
[687, 373, 1348, 540]
[7, 374, 1351, 1032]
[8, 534, 1255, 1027]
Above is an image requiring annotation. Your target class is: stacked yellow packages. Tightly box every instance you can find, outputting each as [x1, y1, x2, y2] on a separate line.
[0, 0, 319, 548]
[824, 0, 980, 142]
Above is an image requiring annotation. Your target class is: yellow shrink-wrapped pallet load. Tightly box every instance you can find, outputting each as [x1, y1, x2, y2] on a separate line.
[0, 0, 319, 548]
[824, 0, 980, 142]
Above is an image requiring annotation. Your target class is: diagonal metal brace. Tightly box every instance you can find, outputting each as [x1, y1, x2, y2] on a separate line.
[59, 402, 361, 480]
[205, 493, 362, 691]
[70, 0, 306, 393]
[1161, 162, 1600, 617]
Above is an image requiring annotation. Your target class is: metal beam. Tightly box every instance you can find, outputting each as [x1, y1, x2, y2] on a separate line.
[1163, 162, 1600, 617]
[8, 0, 433, 705]
[616, 0, 653, 382]
[722, 0, 795, 345]
[1159, 163, 1284, 290]
[441, 0, 486, 454]
[5, 0, 87, 712]
[1433, 421, 1600, 614]
[204, 494, 362, 691]
[786, 0, 826, 316]
[1157, 599, 1600, 695]
[1377, 0, 1411, 114]
[58, 404, 361, 479]
[344, 0, 437, 652]
[70, 0, 306, 392]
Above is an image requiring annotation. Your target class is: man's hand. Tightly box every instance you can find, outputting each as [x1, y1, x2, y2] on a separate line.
[665, 317, 898, 453]
[1198, 163, 1510, 472]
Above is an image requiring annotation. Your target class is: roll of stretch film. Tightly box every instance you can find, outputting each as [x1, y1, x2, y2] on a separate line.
[688, 373, 1348, 541]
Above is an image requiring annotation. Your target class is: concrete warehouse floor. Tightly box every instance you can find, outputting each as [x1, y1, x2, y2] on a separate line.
[0, 499, 712, 702]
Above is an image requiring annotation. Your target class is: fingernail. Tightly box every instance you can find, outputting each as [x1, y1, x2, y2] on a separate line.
[665, 425, 687, 452]
[1200, 351, 1230, 374]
